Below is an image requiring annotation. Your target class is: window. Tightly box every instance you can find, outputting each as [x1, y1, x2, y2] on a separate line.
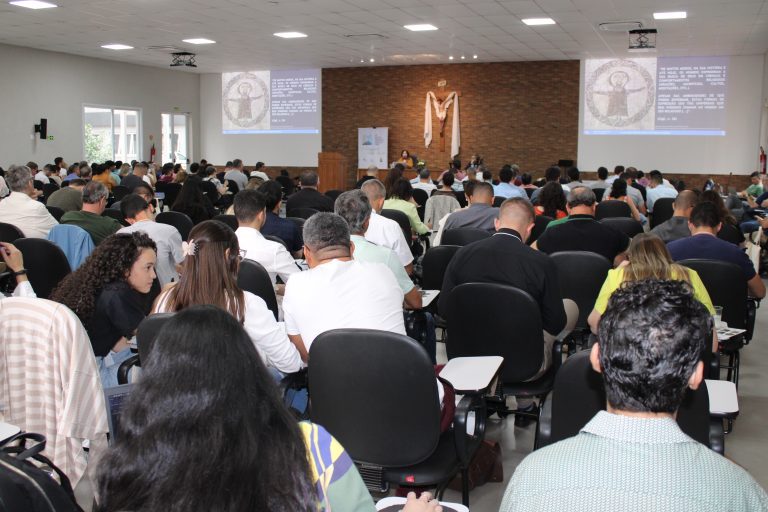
[83, 105, 141, 163]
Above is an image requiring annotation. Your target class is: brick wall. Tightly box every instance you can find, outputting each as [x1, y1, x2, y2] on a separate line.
[322, 61, 580, 189]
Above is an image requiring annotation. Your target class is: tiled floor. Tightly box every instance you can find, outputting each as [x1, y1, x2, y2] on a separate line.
[437, 300, 768, 511]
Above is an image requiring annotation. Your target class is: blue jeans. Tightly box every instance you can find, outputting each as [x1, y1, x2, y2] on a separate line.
[268, 367, 309, 414]
[96, 347, 134, 389]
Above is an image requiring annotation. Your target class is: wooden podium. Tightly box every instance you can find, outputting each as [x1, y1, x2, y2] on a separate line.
[317, 152, 347, 192]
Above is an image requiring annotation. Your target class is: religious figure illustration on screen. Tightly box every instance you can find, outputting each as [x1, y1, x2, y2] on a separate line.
[222, 71, 271, 132]
[584, 58, 656, 131]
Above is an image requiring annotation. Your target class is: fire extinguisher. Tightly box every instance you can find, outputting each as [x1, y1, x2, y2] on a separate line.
[761, 146, 766, 175]
[150, 143, 156, 163]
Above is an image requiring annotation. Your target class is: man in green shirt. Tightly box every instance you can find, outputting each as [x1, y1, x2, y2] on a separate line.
[739, 171, 764, 199]
[501, 279, 768, 512]
[60, 181, 121, 245]
[46, 178, 86, 213]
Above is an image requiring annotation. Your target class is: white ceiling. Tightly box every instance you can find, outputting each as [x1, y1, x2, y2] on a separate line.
[0, 0, 766, 73]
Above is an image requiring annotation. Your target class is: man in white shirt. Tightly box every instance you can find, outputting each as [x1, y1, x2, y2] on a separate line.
[646, 170, 678, 213]
[234, 189, 301, 289]
[412, 168, 437, 194]
[118, 194, 184, 286]
[0, 164, 57, 238]
[29, 161, 49, 185]
[361, 179, 414, 274]
[282, 212, 406, 361]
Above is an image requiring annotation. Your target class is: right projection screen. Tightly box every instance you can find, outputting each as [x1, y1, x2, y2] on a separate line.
[578, 55, 764, 174]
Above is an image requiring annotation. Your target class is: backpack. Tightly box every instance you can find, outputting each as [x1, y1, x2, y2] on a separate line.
[0, 432, 83, 512]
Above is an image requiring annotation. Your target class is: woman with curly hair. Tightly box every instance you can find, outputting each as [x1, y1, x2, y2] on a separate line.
[50, 232, 158, 387]
[534, 182, 567, 219]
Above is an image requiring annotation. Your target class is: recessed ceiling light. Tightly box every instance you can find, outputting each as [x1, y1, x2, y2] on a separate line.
[183, 38, 216, 45]
[9, 0, 57, 8]
[101, 44, 133, 50]
[273, 31, 307, 38]
[522, 18, 556, 26]
[653, 11, 686, 19]
[404, 24, 438, 31]
[369, 57, 375, 62]
[472, 54, 478, 59]
[448, 55, 454, 60]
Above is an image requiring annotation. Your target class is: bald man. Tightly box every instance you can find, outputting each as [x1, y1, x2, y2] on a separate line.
[649, 189, 699, 243]
[442, 181, 498, 232]
[438, 198, 577, 418]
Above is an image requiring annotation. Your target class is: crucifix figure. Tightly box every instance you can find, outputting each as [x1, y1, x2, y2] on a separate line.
[424, 81, 461, 158]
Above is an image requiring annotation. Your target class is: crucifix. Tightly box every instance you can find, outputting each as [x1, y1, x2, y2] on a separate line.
[425, 80, 462, 156]
[435, 80, 460, 152]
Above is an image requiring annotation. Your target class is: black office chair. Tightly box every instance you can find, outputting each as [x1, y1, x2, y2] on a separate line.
[444, 283, 564, 426]
[156, 211, 194, 241]
[309, 328, 486, 506]
[275, 175, 295, 196]
[42, 182, 59, 201]
[46, 206, 65, 222]
[33, 179, 45, 192]
[454, 191, 467, 208]
[412, 188, 429, 208]
[650, 197, 675, 228]
[599, 217, 643, 238]
[161, 183, 182, 211]
[525, 188, 535, 199]
[441, 228, 491, 246]
[286, 217, 305, 233]
[592, 188, 605, 202]
[264, 234, 290, 250]
[535, 351, 723, 454]
[380, 209, 412, 242]
[112, 185, 130, 201]
[527, 215, 552, 245]
[324, 189, 343, 203]
[212, 214, 238, 231]
[102, 208, 128, 226]
[492, 196, 505, 207]
[595, 200, 632, 220]
[117, 313, 175, 384]
[13, 238, 71, 299]
[237, 259, 279, 321]
[421, 245, 461, 338]
[680, 259, 756, 387]
[0, 222, 25, 242]
[287, 207, 319, 220]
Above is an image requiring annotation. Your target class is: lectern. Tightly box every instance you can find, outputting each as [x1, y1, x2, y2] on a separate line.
[317, 152, 347, 193]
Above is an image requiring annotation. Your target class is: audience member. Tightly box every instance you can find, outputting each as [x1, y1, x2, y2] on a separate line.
[535, 182, 567, 219]
[361, 179, 414, 272]
[620, 171, 646, 214]
[91, 164, 116, 191]
[424, 172, 461, 234]
[153, 220, 302, 374]
[61, 181, 121, 245]
[738, 171, 764, 199]
[700, 189, 745, 246]
[605, 164, 625, 185]
[286, 171, 334, 213]
[1, 241, 35, 297]
[442, 181, 498, 232]
[50, 232, 158, 387]
[649, 189, 698, 242]
[626, 167, 647, 203]
[531, 166, 569, 204]
[384, 178, 430, 236]
[46, 177, 86, 212]
[0, 164, 58, 238]
[224, 158, 248, 192]
[565, 166, 584, 188]
[605, 178, 643, 223]
[63, 163, 81, 182]
[118, 194, 184, 286]
[234, 189, 301, 288]
[120, 162, 151, 191]
[494, 166, 527, 199]
[412, 168, 437, 194]
[282, 212, 406, 362]
[258, 180, 303, 255]
[29, 161, 47, 184]
[534, 187, 629, 266]
[502, 279, 768, 511]
[521, 172, 537, 190]
[589, 166, 609, 190]
[646, 170, 678, 213]
[171, 176, 216, 225]
[667, 202, 765, 298]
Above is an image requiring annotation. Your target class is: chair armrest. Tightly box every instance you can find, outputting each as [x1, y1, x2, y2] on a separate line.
[551, 337, 565, 372]
[452, 394, 487, 467]
[745, 299, 759, 343]
[708, 351, 721, 380]
[709, 419, 725, 455]
[278, 368, 308, 398]
[534, 391, 553, 451]
[117, 354, 140, 385]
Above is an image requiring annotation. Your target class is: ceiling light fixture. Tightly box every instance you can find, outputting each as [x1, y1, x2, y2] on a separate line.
[460, 55, 465, 60]
[369, 57, 375, 62]
[653, 11, 686, 20]
[101, 44, 133, 50]
[472, 54, 478, 59]
[274, 31, 307, 38]
[183, 38, 216, 45]
[448, 55, 454, 60]
[8, 0, 57, 9]
[404, 24, 438, 31]
[522, 18, 556, 26]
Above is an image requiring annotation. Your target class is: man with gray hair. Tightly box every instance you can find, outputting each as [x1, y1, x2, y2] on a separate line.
[282, 212, 406, 361]
[361, 178, 414, 273]
[412, 168, 437, 194]
[0, 164, 58, 238]
[354, 164, 379, 189]
[60, 181, 121, 245]
[534, 186, 629, 266]
[286, 170, 334, 214]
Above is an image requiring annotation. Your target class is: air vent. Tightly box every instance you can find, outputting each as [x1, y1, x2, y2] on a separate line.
[344, 33, 388, 40]
[598, 21, 643, 32]
[145, 45, 186, 53]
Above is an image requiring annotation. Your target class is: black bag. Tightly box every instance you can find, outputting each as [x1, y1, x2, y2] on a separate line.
[0, 432, 83, 512]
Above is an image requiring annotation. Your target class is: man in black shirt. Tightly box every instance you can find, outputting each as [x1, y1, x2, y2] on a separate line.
[286, 171, 335, 214]
[120, 162, 150, 192]
[533, 186, 629, 266]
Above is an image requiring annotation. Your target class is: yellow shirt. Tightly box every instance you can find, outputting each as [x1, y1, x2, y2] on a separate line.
[593, 266, 715, 315]
[92, 172, 115, 191]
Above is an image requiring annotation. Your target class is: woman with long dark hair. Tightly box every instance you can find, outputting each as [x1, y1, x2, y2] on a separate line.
[171, 175, 216, 224]
[153, 220, 303, 374]
[535, 182, 567, 219]
[606, 178, 643, 222]
[384, 178, 430, 235]
[700, 189, 745, 246]
[50, 232, 158, 387]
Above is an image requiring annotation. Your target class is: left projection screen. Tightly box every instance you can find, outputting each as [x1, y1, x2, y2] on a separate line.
[221, 69, 320, 134]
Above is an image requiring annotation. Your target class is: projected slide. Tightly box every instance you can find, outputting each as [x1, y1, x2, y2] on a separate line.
[583, 57, 727, 136]
[221, 69, 320, 134]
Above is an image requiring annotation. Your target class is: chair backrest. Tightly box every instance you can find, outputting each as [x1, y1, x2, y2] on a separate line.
[112, 185, 130, 201]
[264, 234, 289, 250]
[287, 207, 320, 220]
[527, 215, 552, 245]
[33, 179, 45, 191]
[379, 209, 412, 241]
[679, 259, 747, 329]
[441, 227, 491, 246]
[237, 259, 279, 320]
[545, 351, 712, 449]
[46, 205, 65, 222]
[599, 217, 643, 238]
[161, 183, 182, 209]
[46, 224, 95, 271]
[42, 182, 59, 200]
[13, 238, 71, 298]
[492, 196, 505, 207]
[550, 251, 612, 330]
[0, 222, 25, 242]
[454, 191, 467, 208]
[525, 188, 535, 199]
[286, 217, 305, 233]
[102, 208, 128, 226]
[309, 328, 441, 467]
[595, 200, 632, 220]
[445, 283, 544, 383]
[156, 211, 194, 241]
[650, 197, 675, 228]
[275, 175, 295, 196]
[412, 188, 429, 207]
[136, 313, 176, 365]
[592, 188, 605, 202]
[212, 214, 238, 231]
[324, 189, 343, 203]
[420, 245, 460, 290]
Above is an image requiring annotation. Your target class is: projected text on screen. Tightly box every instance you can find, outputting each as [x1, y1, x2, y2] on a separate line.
[221, 69, 320, 134]
[583, 56, 728, 136]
